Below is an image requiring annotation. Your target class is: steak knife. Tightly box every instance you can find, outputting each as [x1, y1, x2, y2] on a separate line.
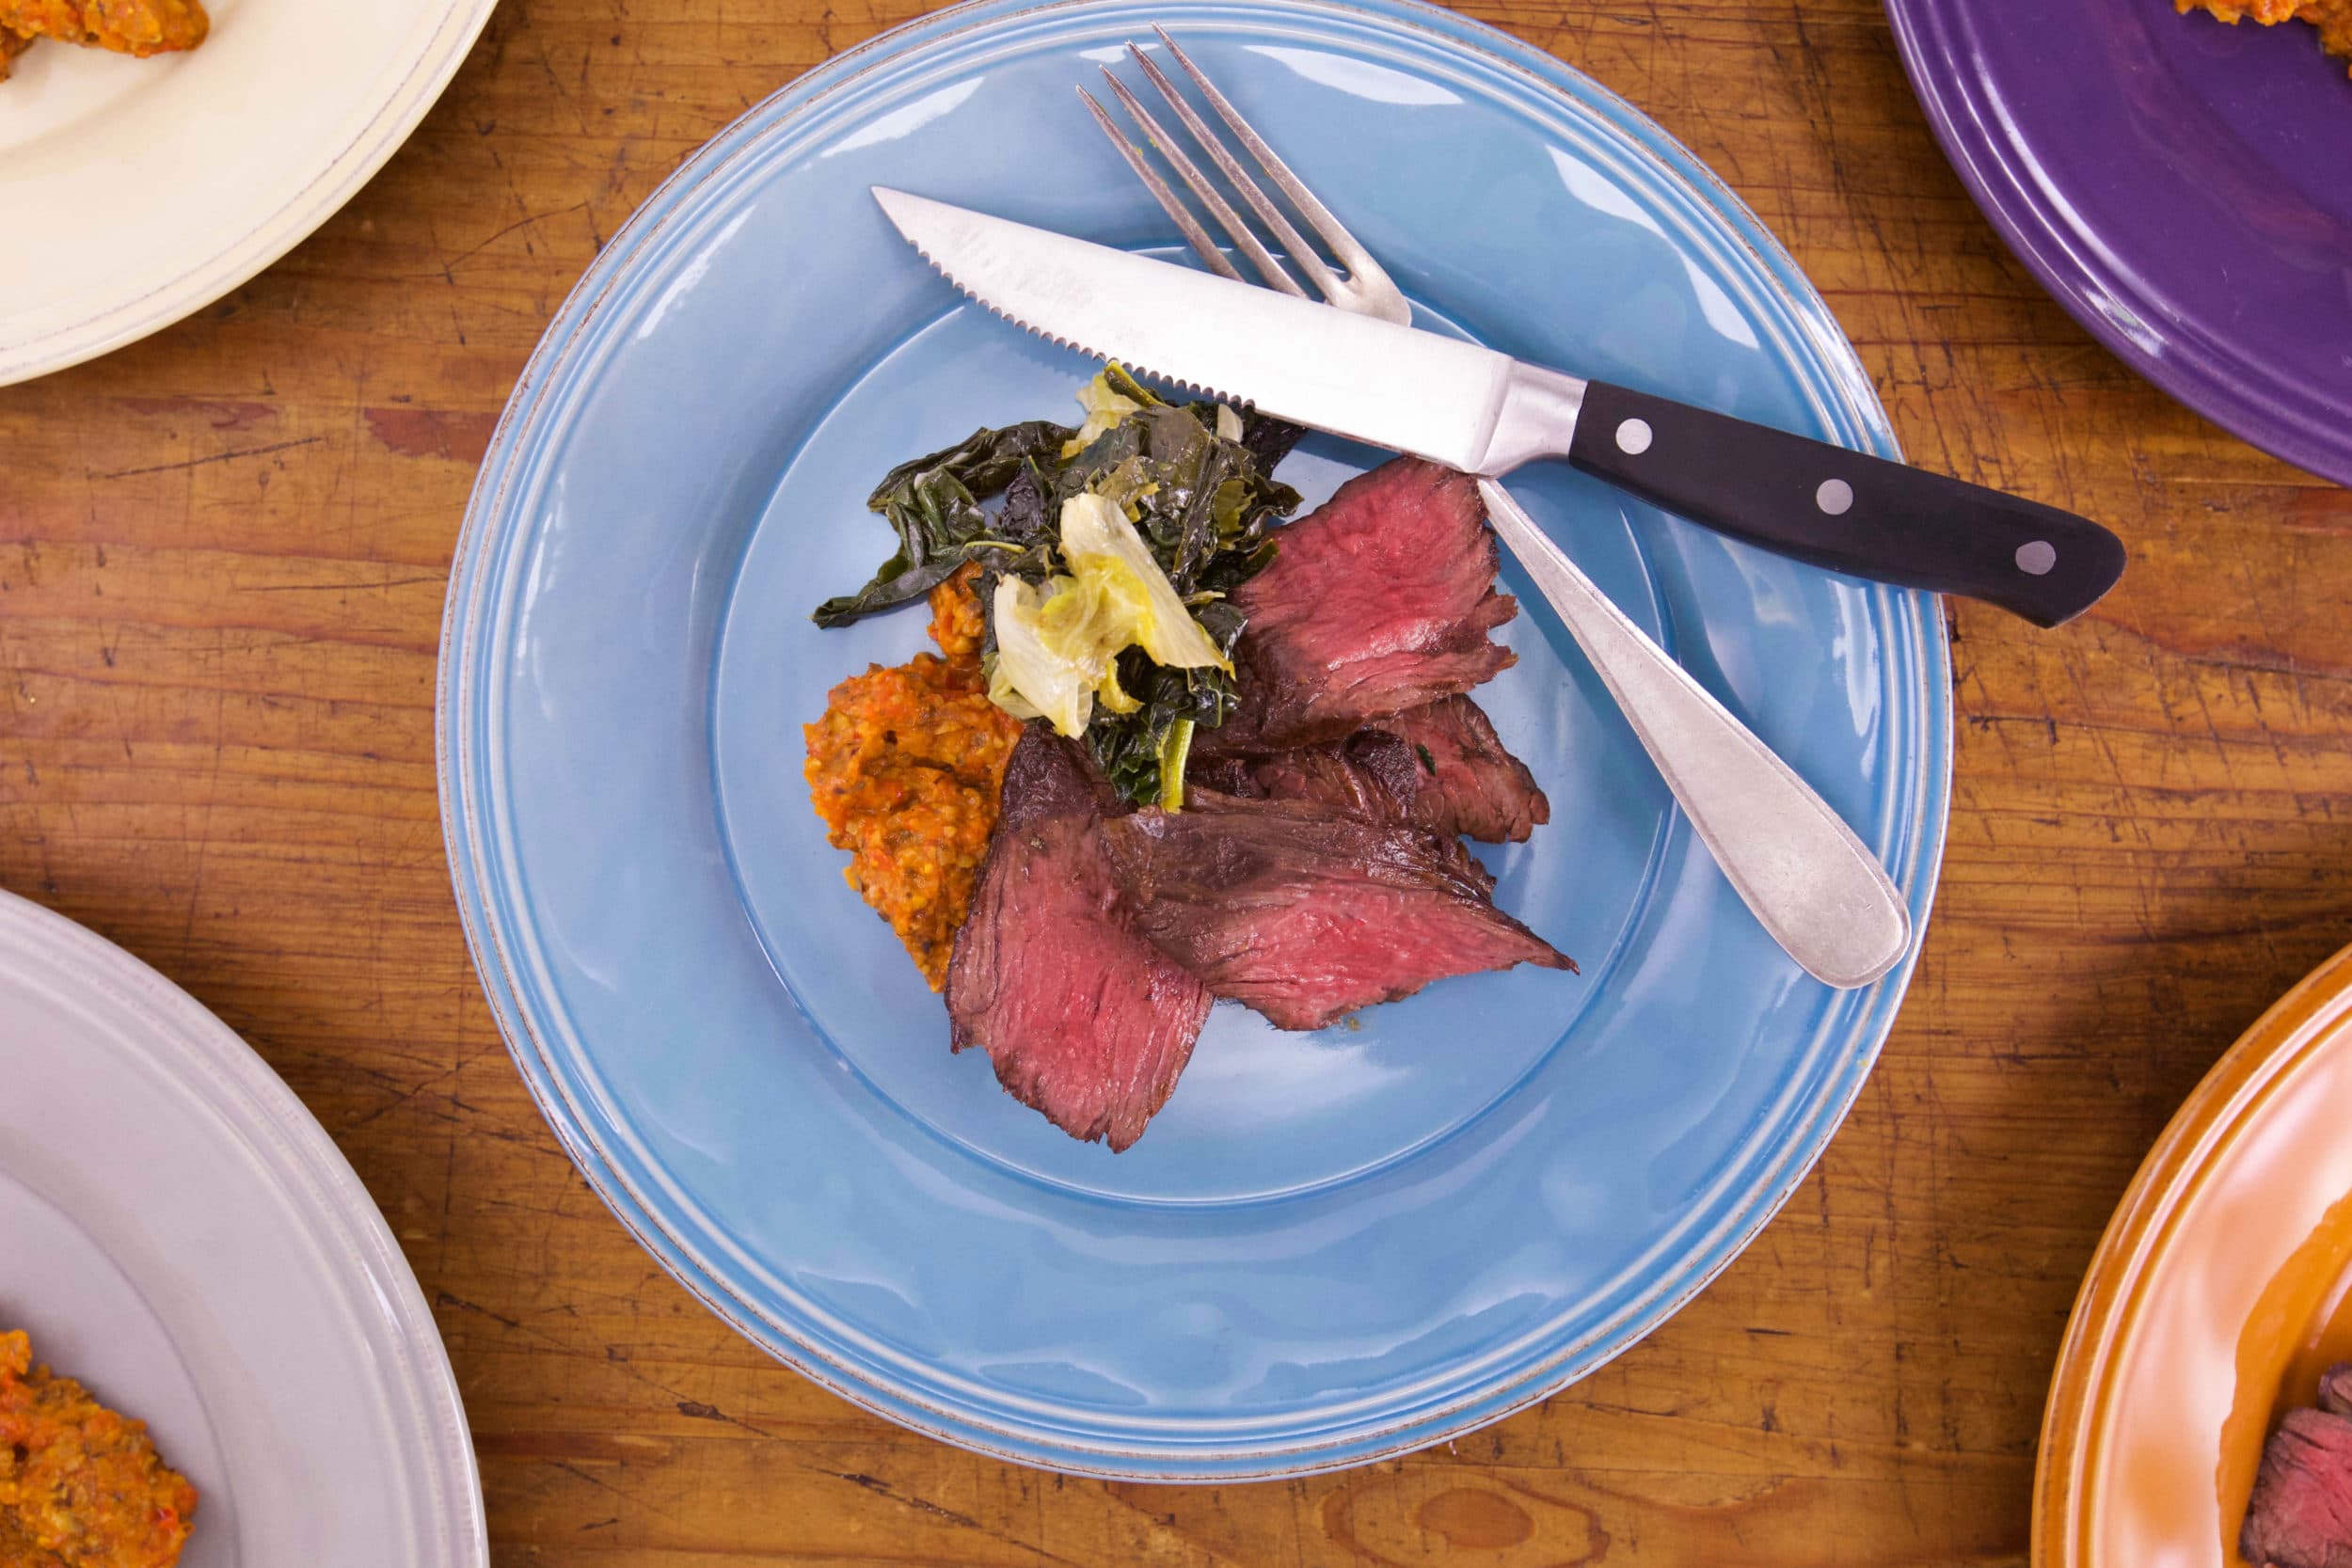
[871, 188, 2124, 627]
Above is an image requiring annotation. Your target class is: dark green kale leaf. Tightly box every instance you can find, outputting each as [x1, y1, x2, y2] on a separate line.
[814, 370, 1308, 807]
[999, 459, 1051, 541]
[1086, 658, 1239, 809]
[1240, 411, 1307, 473]
[1082, 595, 1248, 808]
[811, 420, 1069, 627]
[1057, 402, 1297, 598]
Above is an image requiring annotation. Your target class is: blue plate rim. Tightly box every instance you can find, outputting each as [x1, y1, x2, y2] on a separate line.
[437, 0, 1954, 1480]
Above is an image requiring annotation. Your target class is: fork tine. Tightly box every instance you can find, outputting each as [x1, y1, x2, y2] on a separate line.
[1151, 26, 1401, 303]
[1077, 87, 1246, 284]
[1099, 71, 1310, 300]
[1124, 41, 1343, 303]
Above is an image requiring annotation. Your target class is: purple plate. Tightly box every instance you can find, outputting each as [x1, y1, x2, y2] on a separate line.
[1887, 0, 2352, 483]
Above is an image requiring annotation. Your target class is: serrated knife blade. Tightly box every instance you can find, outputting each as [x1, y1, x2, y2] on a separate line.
[871, 186, 2127, 632]
[870, 187, 1586, 476]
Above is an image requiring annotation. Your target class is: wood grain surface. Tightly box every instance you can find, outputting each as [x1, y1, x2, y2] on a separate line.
[7, 1, 2351, 1562]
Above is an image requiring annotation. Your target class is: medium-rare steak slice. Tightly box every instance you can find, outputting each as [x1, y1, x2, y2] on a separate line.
[1369, 695, 1550, 844]
[1188, 735, 1497, 892]
[2323, 1362, 2352, 1419]
[2242, 1406, 2352, 1568]
[1099, 794, 1573, 1032]
[1204, 458, 1518, 752]
[1192, 731, 1422, 830]
[946, 729, 1212, 1151]
[1191, 695, 1548, 847]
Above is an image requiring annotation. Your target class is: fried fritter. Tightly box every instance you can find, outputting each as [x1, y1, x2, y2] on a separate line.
[0, 1331, 198, 1568]
[0, 29, 31, 80]
[2311, 0, 2352, 66]
[2180, 0, 2352, 76]
[0, 0, 207, 57]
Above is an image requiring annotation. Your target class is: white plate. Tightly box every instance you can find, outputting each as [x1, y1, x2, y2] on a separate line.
[0, 890, 485, 1566]
[0, 0, 496, 385]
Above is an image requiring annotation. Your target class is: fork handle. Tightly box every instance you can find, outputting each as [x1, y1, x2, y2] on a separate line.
[1560, 380, 2126, 628]
[1477, 479, 1911, 990]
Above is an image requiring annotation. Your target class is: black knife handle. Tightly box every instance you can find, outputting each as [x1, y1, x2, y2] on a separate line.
[1563, 380, 2125, 627]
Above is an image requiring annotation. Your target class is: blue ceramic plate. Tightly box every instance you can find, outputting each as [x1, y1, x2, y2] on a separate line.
[439, 0, 1950, 1480]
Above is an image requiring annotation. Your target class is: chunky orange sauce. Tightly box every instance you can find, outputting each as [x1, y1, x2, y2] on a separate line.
[2180, 0, 2352, 75]
[0, 1330, 197, 1568]
[0, 0, 210, 59]
[804, 565, 1024, 990]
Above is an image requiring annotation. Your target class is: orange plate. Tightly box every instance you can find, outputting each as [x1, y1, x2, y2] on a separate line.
[2037, 943, 2352, 1568]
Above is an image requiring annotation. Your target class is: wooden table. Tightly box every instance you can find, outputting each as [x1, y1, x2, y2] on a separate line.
[7, 0, 2349, 1560]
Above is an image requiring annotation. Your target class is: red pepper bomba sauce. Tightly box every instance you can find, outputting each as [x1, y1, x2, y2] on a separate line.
[803, 563, 1025, 990]
[0, 1329, 198, 1568]
[2177, 0, 2352, 71]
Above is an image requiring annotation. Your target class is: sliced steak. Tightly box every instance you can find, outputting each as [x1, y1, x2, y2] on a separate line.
[1192, 730, 1423, 830]
[1369, 695, 1550, 844]
[2243, 1406, 2352, 1568]
[2324, 1363, 2352, 1420]
[946, 728, 1212, 1151]
[1192, 695, 1548, 847]
[1188, 733, 1503, 891]
[1204, 458, 1518, 752]
[1099, 794, 1573, 1032]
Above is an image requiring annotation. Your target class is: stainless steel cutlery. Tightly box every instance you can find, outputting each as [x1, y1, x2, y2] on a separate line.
[862, 34, 2119, 985]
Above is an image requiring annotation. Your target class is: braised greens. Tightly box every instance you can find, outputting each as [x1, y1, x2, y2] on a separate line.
[814, 367, 1301, 806]
[810, 420, 1070, 626]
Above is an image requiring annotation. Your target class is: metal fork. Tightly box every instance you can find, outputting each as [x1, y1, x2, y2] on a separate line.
[1084, 33, 1913, 991]
[1079, 31, 1411, 327]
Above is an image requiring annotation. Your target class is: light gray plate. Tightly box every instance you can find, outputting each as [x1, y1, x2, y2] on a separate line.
[0, 890, 485, 1566]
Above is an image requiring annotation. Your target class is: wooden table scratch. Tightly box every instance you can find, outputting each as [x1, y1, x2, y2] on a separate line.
[6, 1, 2351, 1561]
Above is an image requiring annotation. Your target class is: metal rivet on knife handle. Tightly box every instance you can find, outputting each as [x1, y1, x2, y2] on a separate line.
[866, 188, 2131, 626]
